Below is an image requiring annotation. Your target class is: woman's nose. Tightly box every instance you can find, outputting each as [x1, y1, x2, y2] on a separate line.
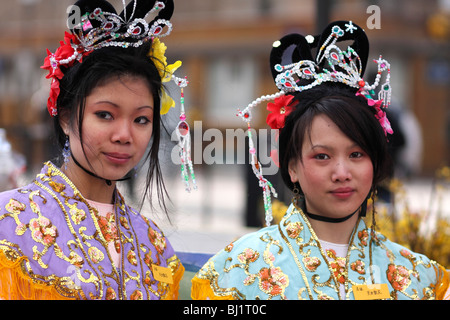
[111, 120, 132, 144]
[331, 160, 352, 182]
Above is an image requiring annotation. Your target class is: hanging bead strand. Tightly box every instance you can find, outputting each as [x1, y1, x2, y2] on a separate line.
[175, 77, 197, 192]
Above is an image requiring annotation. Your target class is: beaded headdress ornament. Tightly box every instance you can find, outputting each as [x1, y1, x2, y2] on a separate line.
[236, 21, 392, 226]
[41, 0, 196, 191]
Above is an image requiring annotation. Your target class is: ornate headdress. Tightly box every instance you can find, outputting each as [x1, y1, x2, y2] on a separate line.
[236, 21, 393, 226]
[41, 0, 196, 191]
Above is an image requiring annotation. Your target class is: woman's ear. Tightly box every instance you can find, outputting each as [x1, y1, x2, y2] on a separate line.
[58, 111, 70, 136]
[288, 159, 299, 183]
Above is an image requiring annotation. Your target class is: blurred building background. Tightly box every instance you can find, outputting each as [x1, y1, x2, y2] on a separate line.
[0, 0, 449, 253]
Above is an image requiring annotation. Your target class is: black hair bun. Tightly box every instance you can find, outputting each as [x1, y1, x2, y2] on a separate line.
[70, 0, 174, 36]
[269, 20, 370, 84]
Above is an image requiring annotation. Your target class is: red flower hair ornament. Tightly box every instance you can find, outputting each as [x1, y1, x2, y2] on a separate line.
[41, 32, 91, 116]
[266, 94, 296, 129]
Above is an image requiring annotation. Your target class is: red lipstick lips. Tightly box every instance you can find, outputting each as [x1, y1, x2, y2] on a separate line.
[330, 187, 355, 199]
[104, 152, 132, 165]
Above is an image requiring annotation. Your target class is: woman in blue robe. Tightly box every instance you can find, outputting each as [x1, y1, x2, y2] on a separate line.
[191, 21, 449, 300]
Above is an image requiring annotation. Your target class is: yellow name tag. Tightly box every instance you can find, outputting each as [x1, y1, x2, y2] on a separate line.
[152, 265, 173, 284]
[353, 284, 390, 300]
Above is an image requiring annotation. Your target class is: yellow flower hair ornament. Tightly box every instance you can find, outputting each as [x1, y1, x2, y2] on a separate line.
[149, 38, 183, 114]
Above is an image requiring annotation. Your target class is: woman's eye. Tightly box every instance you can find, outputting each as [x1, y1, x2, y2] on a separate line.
[135, 116, 150, 125]
[350, 152, 363, 158]
[314, 153, 330, 160]
[95, 111, 113, 120]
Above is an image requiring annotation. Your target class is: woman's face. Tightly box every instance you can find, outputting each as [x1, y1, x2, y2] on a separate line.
[288, 114, 373, 219]
[64, 75, 154, 182]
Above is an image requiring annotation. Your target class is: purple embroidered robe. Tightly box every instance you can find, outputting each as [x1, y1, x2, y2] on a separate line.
[0, 162, 183, 300]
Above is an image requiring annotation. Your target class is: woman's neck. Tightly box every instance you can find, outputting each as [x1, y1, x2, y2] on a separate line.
[295, 198, 360, 244]
[308, 214, 359, 244]
[62, 160, 115, 204]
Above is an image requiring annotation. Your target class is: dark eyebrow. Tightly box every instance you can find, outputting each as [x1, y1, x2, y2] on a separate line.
[310, 143, 360, 151]
[311, 144, 332, 150]
[94, 101, 153, 110]
[138, 105, 154, 111]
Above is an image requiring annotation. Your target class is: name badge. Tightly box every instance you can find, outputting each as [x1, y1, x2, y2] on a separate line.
[152, 265, 174, 284]
[353, 284, 390, 300]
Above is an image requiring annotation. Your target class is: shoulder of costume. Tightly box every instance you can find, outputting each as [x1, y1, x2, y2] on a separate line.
[372, 228, 436, 263]
[206, 222, 283, 268]
[369, 227, 444, 285]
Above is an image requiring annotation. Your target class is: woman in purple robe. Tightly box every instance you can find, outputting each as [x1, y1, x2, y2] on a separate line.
[0, 0, 187, 300]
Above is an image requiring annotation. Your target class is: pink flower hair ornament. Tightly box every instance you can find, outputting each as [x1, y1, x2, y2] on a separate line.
[356, 89, 393, 136]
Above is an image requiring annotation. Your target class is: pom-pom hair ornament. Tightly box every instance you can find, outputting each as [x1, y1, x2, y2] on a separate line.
[41, 0, 197, 191]
[236, 20, 393, 226]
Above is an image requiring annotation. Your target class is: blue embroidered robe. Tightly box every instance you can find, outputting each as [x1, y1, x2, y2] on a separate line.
[192, 203, 448, 300]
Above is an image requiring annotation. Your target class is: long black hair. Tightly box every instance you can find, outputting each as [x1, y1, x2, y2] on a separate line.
[54, 41, 170, 215]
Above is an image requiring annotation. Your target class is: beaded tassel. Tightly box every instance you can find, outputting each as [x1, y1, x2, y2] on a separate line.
[245, 122, 278, 226]
[237, 91, 283, 226]
[175, 80, 197, 192]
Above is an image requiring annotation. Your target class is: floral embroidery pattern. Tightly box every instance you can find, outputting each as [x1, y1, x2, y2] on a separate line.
[226, 235, 289, 299]
[69, 205, 86, 225]
[259, 266, 288, 296]
[88, 246, 104, 264]
[326, 249, 347, 284]
[119, 216, 130, 230]
[127, 250, 138, 266]
[358, 229, 369, 246]
[350, 259, 365, 275]
[303, 256, 321, 272]
[5, 199, 26, 214]
[105, 287, 117, 300]
[148, 225, 166, 255]
[130, 289, 143, 300]
[144, 251, 154, 269]
[68, 251, 84, 268]
[237, 248, 259, 264]
[285, 221, 303, 239]
[96, 212, 118, 242]
[387, 264, 411, 292]
[30, 216, 58, 246]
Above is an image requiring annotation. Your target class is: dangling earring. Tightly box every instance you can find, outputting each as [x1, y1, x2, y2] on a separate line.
[371, 188, 378, 232]
[292, 183, 301, 206]
[62, 136, 71, 170]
